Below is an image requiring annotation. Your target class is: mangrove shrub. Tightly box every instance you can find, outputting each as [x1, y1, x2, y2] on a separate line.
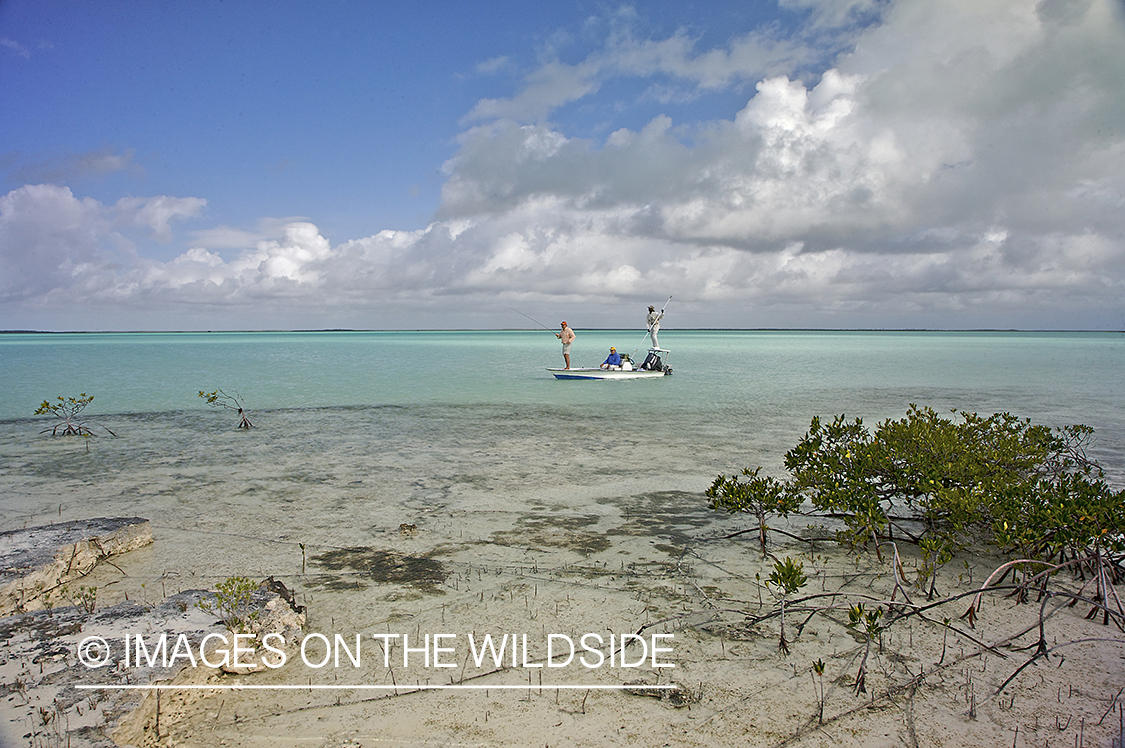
[711, 405, 1124, 591]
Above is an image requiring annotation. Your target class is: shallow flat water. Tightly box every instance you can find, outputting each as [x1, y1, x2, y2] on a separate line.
[3, 330, 1125, 747]
[1, 329, 1123, 596]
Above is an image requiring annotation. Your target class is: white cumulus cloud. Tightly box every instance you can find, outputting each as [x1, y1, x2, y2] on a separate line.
[2, 0, 1123, 330]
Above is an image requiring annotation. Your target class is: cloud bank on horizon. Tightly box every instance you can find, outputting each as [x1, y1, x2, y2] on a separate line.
[2, 0, 1124, 330]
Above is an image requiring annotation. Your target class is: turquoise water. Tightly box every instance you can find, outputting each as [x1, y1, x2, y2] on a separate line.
[3, 329, 1124, 450]
[3, 329, 1123, 413]
[3, 329, 1123, 448]
[1, 329, 1123, 595]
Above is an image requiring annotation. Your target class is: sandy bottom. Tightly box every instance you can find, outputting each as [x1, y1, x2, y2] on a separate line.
[2, 419, 1122, 747]
[90, 495, 1124, 748]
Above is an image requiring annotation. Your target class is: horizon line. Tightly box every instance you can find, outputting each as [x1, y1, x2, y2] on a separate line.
[3, 328, 1122, 335]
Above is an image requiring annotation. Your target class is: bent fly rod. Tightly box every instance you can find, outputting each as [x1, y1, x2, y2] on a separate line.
[510, 308, 558, 335]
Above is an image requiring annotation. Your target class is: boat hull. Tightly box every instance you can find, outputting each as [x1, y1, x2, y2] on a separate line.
[546, 367, 669, 380]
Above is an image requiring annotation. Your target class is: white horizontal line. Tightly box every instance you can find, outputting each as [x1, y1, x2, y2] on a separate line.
[76, 683, 677, 691]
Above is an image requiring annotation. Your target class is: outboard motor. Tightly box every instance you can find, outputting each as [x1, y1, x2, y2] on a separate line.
[641, 352, 664, 371]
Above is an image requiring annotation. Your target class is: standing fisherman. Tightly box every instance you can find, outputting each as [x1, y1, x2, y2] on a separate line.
[556, 321, 575, 369]
[647, 305, 665, 349]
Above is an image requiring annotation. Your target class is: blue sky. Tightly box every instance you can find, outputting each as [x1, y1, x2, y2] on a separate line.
[2, 0, 1124, 330]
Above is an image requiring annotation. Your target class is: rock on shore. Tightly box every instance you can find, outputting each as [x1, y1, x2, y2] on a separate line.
[0, 519, 306, 748]
[0, 518, 153, 616]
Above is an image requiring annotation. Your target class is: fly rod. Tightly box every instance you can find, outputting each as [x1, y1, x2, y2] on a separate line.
[510, 308, 558, 335]
[630, 295, 673, 358]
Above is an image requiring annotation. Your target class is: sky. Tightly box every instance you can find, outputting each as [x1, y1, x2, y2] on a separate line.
[1, 0, 1124, 331]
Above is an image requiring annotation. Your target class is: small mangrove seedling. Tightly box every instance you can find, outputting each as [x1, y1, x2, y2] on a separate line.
[937, 616, 952, 665]
[846, 602, 884, 695]
[35, 394, 117, 449]
[811, 658, 826, 724]
[61, 584, 98, 615]
[766, 556, 808, 655]
[917, 533, 957, 600]
[197, 576, 260, 634]
[199, 389, 254, 429]
[706, 467, 800, 557]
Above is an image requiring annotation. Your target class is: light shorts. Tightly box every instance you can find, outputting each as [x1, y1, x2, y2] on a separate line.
[562, 343, 572, 354]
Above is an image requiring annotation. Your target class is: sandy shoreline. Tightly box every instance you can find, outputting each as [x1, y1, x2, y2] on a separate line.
[5, 494, 1122, 748]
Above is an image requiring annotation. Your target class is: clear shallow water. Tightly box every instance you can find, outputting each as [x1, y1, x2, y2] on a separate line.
[3, 329, 1124, 748]
[3, 329, 1123, 411]
[3, 329, 1123, 458]
[1, 329, 1123, 594]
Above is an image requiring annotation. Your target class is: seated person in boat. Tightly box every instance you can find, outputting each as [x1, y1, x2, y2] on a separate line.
[601, 347, 623, 370]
